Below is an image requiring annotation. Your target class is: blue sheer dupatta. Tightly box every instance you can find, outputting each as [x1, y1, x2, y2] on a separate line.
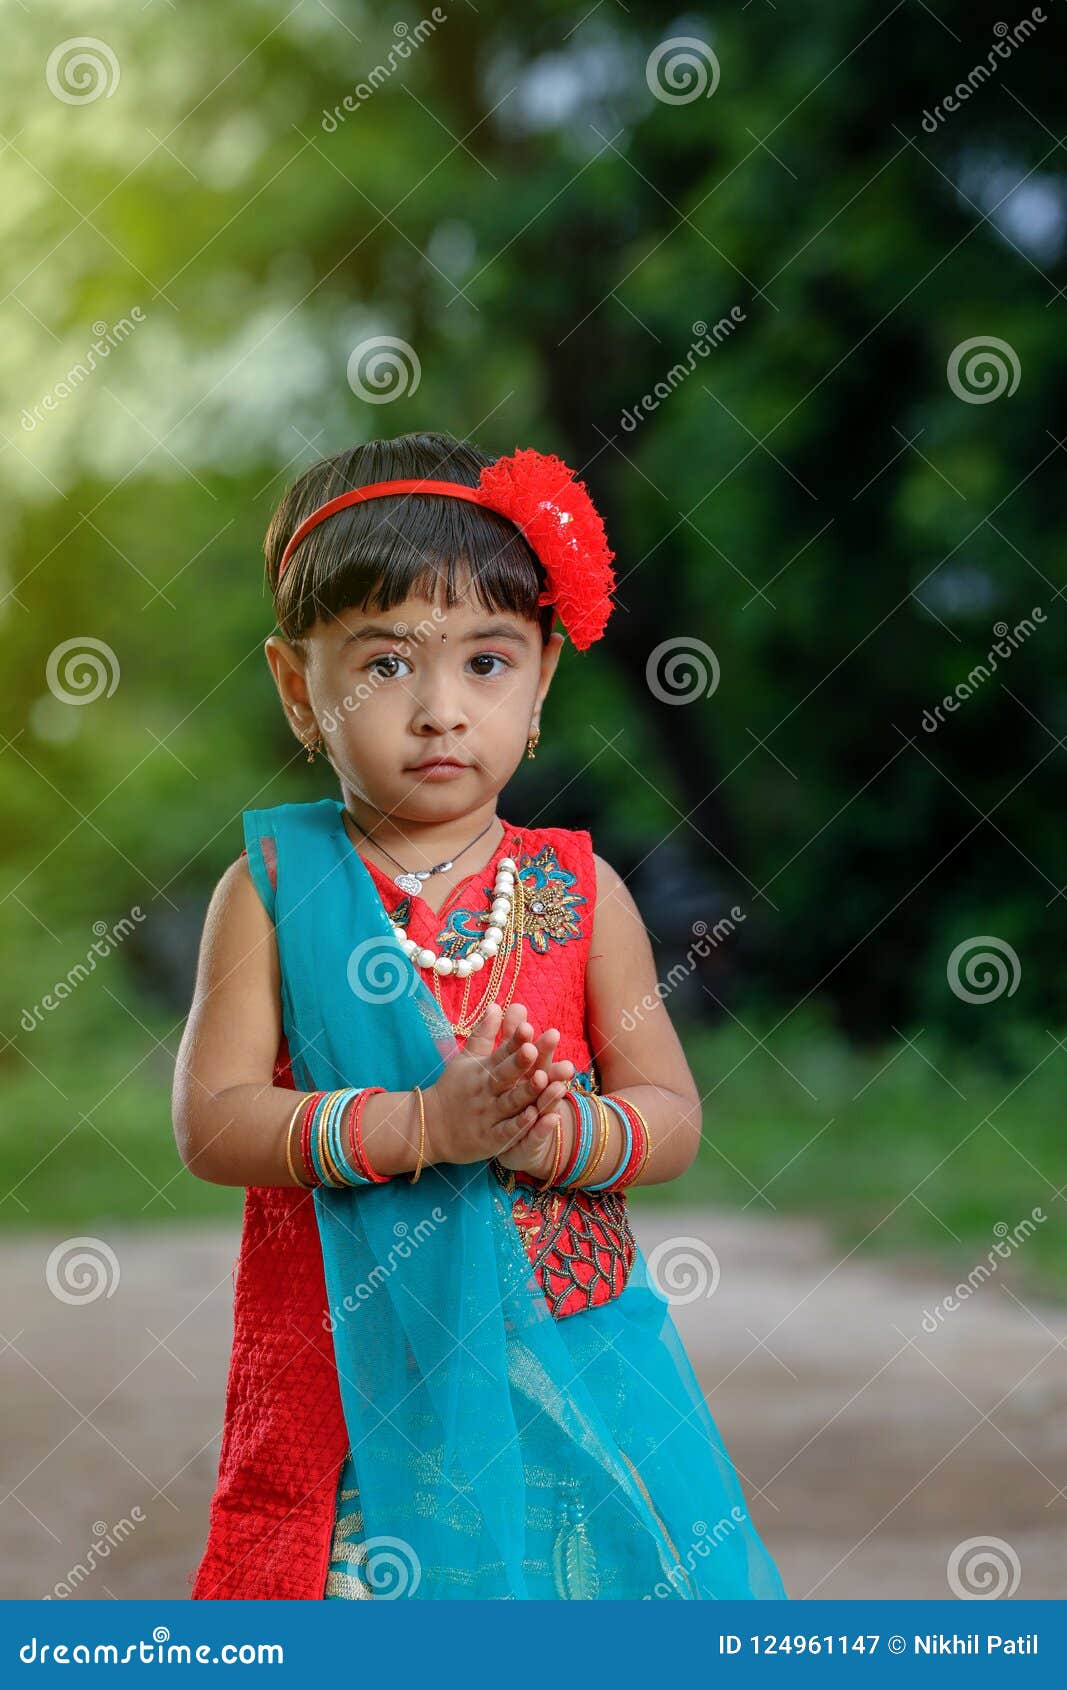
[243, 797, 788, 1601]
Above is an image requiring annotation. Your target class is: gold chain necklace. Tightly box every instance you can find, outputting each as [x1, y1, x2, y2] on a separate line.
[431, 868, 527, 1037]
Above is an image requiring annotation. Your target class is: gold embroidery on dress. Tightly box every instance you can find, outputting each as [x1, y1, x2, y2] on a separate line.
[618, 1448, 696, 1599]
[325, 1479, 373, 1600]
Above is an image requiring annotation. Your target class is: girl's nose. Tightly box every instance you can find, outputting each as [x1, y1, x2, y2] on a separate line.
[410, 684, 468, 735]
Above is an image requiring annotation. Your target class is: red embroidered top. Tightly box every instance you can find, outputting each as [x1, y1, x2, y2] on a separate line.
[190, 817, 631, 1601]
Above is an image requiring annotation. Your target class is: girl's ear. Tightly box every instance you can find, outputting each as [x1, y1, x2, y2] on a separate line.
[264, 634, 314, 741]
[535, 630, 565, 705]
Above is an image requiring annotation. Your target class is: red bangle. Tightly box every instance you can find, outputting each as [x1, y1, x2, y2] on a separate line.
[299, 1092, 324, 1187]
[610, 1096, 648, 1189]
[342, 1093, 363, 1180]
[554, 1091, 584, 1186]
[352, 1086, 390, 1183]
[585, 1094, 644, 1192]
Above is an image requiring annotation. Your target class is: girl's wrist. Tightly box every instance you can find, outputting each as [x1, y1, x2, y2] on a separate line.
[419, 1081, 449, 1169]
[524, 1101, 576, 1187]
[335, 1089, 417, 1179]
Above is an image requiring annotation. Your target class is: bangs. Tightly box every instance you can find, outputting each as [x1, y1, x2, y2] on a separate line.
[264, 433, 553, 644]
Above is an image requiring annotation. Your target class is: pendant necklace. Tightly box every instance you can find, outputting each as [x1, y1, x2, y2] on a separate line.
[344, 809, 527, 1035]
[346, 812, 498, 896]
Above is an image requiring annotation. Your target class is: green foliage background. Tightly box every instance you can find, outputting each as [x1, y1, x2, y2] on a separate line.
[2, 1, 1063, 1293]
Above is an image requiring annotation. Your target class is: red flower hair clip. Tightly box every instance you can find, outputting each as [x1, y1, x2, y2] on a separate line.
[276, 446, 617, 651]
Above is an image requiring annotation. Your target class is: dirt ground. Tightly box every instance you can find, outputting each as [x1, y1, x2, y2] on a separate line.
[1, 1204, 1063, 1600]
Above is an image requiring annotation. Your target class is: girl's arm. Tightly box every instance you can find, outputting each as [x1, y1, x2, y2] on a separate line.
[172, 856, 426, 1186]
[581, 852, 704, 1188]
[172, 858, 570, 1187]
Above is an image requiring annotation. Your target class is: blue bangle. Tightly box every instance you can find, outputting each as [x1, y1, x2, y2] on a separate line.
[326, 1089, 354, 1185]
[324, 1091, 350, 1185]
[329, 1088, 375, 1187]
[324, 1090, 350, 1185]
[312, 1088, 375, 1188]
[583, 1095, 634, 1191]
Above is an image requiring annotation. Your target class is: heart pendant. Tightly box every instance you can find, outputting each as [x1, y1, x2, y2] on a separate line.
[394, 873, 426, 895]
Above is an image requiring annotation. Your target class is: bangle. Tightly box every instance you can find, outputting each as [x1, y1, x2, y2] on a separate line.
[285, 1095, 314, 1187]
[299, 1093, 318, 1186]
[623, 1097, 651, 1186]
[309, 1090, 344, 1186]
[583, 1094, 633, 1191]
[328, 1091, 361, 1185]
[301, 1091, 328, 1187]
[332, 1091, 367, 1185]
[409, 1086, 426, 1184]
[303, 1088, 392, 1188]
[352, 1087, 390, 1183]
[561, 1088, 594, 1187]
[537, 1114, 565, 1191]
[605, 1095, 650, 1190]
[576, 1092, 611, 1187]
[554, 1090, 583, 1186]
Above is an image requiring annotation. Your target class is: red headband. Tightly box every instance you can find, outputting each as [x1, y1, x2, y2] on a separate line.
[276, 446, 617, 651]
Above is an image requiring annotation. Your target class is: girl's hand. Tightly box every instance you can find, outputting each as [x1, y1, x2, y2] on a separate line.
[422, 1001, 571, 1167]
[495, 1101, 574, 1182]
[493, 1022, 574, 1174]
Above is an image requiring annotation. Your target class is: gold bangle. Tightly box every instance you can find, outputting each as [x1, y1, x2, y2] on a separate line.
[284, 1094, 312, 1188]
[409, 1085, 426, 1184]
[316, 1089, 352, 1189]
[314, 1088, 351, 1189]
[597, 1092, 625, 1183]
[577, 1091, 611, 1187]
[537, 1115, 564, 1191]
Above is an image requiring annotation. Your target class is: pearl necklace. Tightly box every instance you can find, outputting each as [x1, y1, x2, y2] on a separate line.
[391, 855, 518, 978]
[389, 852, 527, 1036]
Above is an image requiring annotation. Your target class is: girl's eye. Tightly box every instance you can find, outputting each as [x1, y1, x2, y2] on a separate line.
[468, 653, 511, 677]
[366, 653, 412, 681]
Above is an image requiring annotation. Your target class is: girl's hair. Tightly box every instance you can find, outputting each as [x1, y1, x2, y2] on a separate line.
[264, 431, 555, 649]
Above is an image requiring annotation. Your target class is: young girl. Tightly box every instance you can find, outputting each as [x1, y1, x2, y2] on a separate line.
[174, 431, 788, 1602]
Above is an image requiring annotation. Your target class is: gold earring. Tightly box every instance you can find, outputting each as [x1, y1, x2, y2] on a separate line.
[526, 726, 540, 760]
[304, 731, 320, 764]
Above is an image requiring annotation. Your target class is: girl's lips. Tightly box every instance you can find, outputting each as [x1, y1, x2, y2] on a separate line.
[410, 761, 468, 779]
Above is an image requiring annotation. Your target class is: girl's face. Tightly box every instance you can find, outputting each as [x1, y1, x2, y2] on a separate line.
[265, 566, 564, 824]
